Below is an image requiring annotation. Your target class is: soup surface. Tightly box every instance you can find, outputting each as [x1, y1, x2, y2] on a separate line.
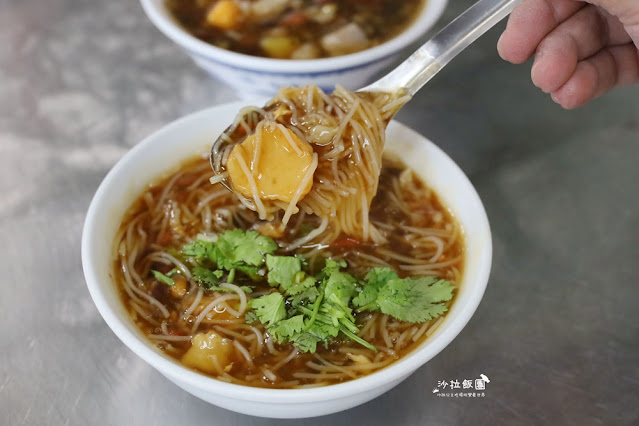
[113, 154, 464, 388]
[166, 0, 426, 59]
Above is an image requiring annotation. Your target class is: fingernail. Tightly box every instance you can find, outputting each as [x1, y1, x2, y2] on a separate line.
[531, 59, 539, 76]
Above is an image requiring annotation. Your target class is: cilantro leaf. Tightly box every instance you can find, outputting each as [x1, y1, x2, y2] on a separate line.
[269, 315, 305, 344]
[182, 240, 215, 260]
[248, 293, 286, 326]
[192, 266, 223, 289]
[353, 267, 399, 308]
[245, 311, 258, 323]
[151, 270, 174, 286]
[320, 260, 357, 323]
[323, 268, 357, 308]
[266, 255, 301, 287]
[235, 264, 261, 281]
[288, 332, 320, 353]
[213, 229, 277, 269]
[289, 287, 320, 306]
[266, 255, 316, 295]
[290, 275, 317, 295]
[320, 259, 347, 278]
[376, 277, 454, 323]
[289, 321, 340, 353]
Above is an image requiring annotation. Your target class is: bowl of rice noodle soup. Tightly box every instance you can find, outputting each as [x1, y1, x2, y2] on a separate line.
[140, 0, 448, 96]
[82, 85, 491, 418]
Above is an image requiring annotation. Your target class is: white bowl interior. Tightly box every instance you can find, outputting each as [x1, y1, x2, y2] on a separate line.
[82, 100, 491, 417]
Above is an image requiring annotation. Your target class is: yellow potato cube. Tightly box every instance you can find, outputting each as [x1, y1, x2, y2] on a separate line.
[181, 331, 233, 374]
[259, 35, 297, 59]
[206, 0, 243, 30]
[227, 122, 316, 204]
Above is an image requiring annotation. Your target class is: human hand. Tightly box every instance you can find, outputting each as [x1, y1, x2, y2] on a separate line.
[497, 0, 639, 109]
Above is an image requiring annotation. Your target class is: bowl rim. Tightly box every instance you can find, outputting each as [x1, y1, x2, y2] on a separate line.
[81, 100, 491, 404]
[139, 0, 449, 73]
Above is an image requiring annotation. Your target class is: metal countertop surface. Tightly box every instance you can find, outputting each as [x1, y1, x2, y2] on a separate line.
[2, 0, 638, 424]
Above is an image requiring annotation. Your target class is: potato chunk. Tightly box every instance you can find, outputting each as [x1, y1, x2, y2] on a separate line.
[169, 275, 187, 299]
[206, 0, 244, 30]
[181, 331, 233, 374]
[260, 35, 297, 59]
[320, 23, 369, 56]
[226, 122, 316, 204]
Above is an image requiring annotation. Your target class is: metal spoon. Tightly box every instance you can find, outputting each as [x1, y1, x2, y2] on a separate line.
[211, 0, 522, 173]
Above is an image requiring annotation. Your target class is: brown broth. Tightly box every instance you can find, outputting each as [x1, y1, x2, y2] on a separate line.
[113, 155, 463, 388]
[165, 0, 426, 59]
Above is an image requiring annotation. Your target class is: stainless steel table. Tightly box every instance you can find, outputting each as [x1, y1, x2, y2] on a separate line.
[2, 0, 638, 424]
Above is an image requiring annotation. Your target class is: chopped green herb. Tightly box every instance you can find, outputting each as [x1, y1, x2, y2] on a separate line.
[151, 270, 175, 286]
[192, 266, 224, 288]
[175, 230, 454, 353]
[266, 255, 301, 287]
[182, 240, 215, 260]
[248, 293, 286, 326]
[244, 311, 258, 323]
[322, 263, 357, 309]
[358, 273, 455, 323]
[289, 287, 320, 306]
[353, 267, 398, 308]
[266, 254, 316, 295]
[269, 315, 306, 344]
[213, 229, 277, 270]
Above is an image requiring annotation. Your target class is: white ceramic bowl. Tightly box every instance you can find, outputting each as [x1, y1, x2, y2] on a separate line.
[81, 100, 491, 418]
[139, 0, 448, 97]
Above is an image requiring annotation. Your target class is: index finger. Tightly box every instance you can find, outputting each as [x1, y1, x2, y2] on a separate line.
[497, 0, 585, 63]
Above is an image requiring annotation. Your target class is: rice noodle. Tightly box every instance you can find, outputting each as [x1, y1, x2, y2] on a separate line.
[233, 340, 255, 367]
[191, 294, 239, 333]
[284, 216, 328, 251]
[262, 368, 277, 382]
[219, 283, 248, 316]
[184, 287, 204, 317]
[271, 348, 299, 371]
[147, 252, 192, 280]
[214, 85, 409, 242]
[148, 334, 192, 342]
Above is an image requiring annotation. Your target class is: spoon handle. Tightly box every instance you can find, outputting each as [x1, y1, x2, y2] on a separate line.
[363, 0, 522, 95]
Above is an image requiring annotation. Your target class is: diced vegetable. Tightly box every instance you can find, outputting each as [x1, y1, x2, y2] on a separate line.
[227, 123, 316, 202]
[259, 35, 297, 59]
[168, 0, 424, 59]
[170, 275, 188, 298]
[320, 23, 369, 56]
[206, 0, 244, 30]
[181, 331, 234, 374]
[291, 42, 321, 60]
[307, 3, 337, 25]
[250, 0, 291, 21]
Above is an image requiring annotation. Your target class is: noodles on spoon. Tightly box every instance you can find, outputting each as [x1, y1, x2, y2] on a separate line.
[213, 84, 411, 243]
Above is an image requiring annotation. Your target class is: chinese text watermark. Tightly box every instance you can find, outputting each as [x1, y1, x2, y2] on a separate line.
[432, 374, 490, 398]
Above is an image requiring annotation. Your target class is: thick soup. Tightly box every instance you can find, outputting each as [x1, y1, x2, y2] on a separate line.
[113, 154, 464, 388]
[165, 0, 426, 59]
